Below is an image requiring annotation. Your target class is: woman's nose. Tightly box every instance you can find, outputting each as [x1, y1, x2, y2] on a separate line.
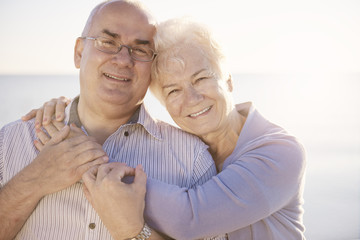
[184, 87, 203, 105]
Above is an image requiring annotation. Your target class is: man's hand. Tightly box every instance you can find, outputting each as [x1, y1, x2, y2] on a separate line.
[0, 124, 108, 240]
[82, 163, 147, 240]
[28, 125, 109, 196]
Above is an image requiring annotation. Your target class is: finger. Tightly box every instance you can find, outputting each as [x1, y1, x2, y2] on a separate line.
[42, 99, 57, 125]
[35, 108, 44, 129]
[72, 142, 108, 165]
[82, 164, 100, 186]
[107, 164, 135, 181]
[52, 120, 66, 131]
[64, 97, 72, 105]
[55, 97, 68, 121]
[43, 122, 61, 138]
[77, 156, 109, 178]
[70, 123, 85, 135]
[48, 125, 71, 145]
[21, 109, 38, 122]
[134, 165, 147, 192]
[34, 139, 45, 151]
[36, 128, 51, 145]
[57, 134, 94, 150]
[96, 163, 115, 182]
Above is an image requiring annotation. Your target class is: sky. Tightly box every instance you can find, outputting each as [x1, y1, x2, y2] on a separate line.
[0, 1, 359, 238]
[0, 0, 360, 75]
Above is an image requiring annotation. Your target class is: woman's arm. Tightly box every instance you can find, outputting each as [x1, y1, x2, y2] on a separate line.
[145, 137, 306, 239]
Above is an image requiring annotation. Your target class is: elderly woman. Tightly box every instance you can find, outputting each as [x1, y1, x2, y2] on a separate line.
[26, 18, 306, 239]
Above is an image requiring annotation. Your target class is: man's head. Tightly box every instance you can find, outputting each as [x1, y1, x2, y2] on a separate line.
[74, 0, 156, 117]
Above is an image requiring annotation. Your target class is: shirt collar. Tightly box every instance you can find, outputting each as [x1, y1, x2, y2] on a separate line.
[137, 103, 163, 140]
[64, 96, 162, 140]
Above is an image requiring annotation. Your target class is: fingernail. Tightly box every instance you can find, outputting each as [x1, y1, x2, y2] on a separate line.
[56, 114, 62, 120]
[103, 156, 109, 162]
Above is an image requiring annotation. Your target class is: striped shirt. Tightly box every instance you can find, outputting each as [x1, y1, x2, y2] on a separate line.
[0, 98, 217, 240]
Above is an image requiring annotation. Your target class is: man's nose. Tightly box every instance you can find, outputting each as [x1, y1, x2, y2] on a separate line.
[111, 45, 134, 66]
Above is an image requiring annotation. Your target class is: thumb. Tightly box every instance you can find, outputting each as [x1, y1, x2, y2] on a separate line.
[134, 165, 147, 193]
[48, 125, 70, 145]
[70, 123, 84, 134]
[21, 109, 37, 121]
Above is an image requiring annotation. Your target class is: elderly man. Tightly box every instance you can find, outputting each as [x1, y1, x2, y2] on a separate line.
[0, 1, 217, 239]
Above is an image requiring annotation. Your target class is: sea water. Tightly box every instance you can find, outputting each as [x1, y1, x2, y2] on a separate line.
[1, 74, 359, 240]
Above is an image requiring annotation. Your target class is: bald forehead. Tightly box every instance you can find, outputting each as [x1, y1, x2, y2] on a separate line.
[99, 1, 146, 18]
[83, 0, 156, 39]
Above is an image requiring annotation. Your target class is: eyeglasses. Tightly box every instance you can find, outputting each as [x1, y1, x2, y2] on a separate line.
[81, 36, 157, 62]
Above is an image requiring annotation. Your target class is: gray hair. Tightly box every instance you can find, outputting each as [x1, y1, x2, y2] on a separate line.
[150, 18, 229, 104]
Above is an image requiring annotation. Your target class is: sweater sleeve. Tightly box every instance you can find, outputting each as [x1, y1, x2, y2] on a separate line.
[144, 136, 306, 239]
[0, 127, 5, 188]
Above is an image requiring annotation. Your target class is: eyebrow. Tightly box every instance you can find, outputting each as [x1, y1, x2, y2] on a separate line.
[102, 29, 119, 38]
[192, 68, 207, 78]
[162, 68, 208, 90]
[162, 83, 177, 90]
[102, 29, 151, 45]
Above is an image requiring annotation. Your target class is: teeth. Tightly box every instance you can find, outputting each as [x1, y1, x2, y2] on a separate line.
[190, 106, 211, 117]
[104, 73, 129, 81]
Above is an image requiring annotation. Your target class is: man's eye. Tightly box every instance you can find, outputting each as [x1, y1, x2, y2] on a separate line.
[132, 47, 148, 56]
[101, 40, 116, 47]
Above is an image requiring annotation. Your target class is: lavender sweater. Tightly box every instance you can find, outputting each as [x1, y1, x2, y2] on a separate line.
[145, 102, 306, 240]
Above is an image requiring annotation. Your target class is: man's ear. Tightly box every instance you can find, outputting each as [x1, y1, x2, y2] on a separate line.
[227, 74, 233, 92]
[74, 37, 84, 69]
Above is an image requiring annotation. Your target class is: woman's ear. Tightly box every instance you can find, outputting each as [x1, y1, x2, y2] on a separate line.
[74, 37, 84, 69]
[227, 74, 233, 92]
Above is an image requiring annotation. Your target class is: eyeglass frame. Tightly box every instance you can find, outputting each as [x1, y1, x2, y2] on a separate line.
[80, 36, 157, 62]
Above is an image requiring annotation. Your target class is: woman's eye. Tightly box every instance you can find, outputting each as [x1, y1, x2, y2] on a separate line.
[168, 89, 178, 95]
[195, 77, 207, 83]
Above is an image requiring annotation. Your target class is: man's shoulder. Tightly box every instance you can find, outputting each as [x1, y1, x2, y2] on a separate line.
[1, 119, 35, 139]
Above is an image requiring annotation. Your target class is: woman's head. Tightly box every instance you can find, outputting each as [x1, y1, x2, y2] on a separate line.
[150, 18, 235, 136]
[150, 18, 230, 103]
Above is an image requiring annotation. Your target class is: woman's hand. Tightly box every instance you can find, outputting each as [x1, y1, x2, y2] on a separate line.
[21, 96, 71, 128]
[82, 163, 148, 240]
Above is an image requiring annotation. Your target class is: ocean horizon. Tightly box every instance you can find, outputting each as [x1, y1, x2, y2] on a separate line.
[1, 74, 359, 239]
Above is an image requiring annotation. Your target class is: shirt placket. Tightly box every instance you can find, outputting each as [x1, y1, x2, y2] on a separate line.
[84, 200, 101, 240]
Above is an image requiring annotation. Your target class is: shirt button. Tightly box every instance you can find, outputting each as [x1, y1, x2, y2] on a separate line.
[124, 131, 129, 137]
[89, 223, 96, 229]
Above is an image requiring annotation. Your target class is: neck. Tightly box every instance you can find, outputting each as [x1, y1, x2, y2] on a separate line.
[77, 97, 140, 145]
[200, 108, 246, 171]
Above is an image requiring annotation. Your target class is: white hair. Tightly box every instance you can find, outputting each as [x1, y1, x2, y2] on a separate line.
[150, 17, 229, 104]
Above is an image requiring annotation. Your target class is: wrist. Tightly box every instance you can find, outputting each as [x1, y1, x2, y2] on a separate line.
[17, 163, 48, 198]
[126, 223, 152, 240]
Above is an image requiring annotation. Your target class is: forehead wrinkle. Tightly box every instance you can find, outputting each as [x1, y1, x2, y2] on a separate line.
[102, 29, 119, 38]
[192, 68, 208, 78]
[101, 29, 151, 46]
